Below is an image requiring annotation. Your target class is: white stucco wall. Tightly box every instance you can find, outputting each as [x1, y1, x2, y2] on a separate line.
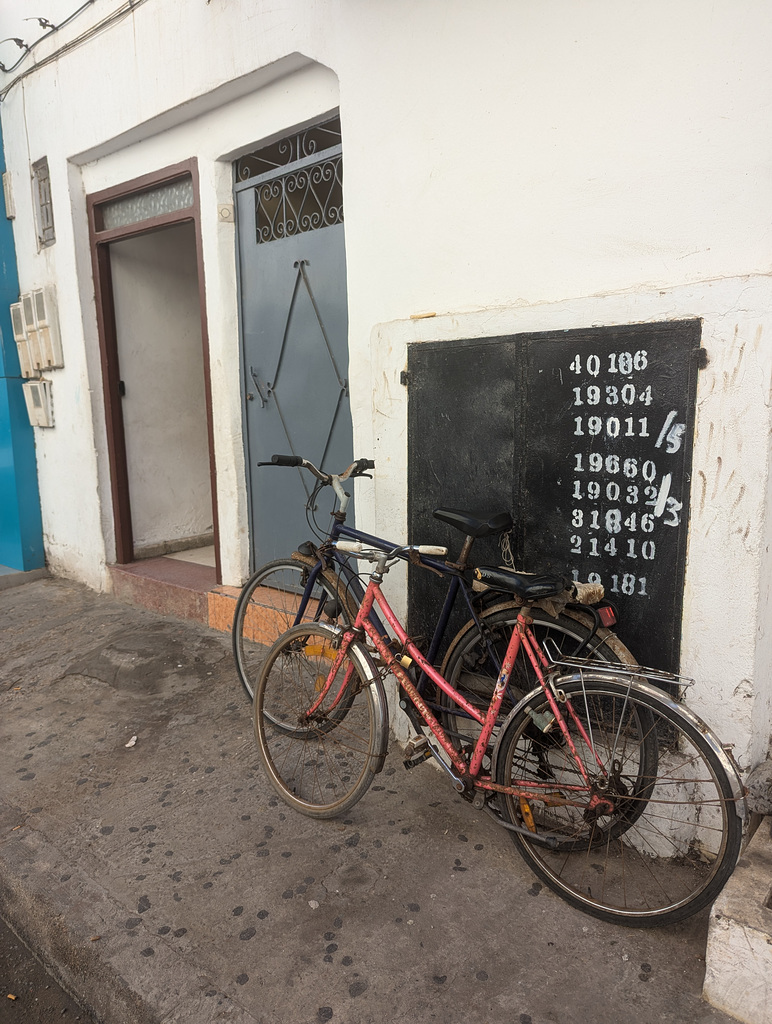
[1, 0, 771, 760]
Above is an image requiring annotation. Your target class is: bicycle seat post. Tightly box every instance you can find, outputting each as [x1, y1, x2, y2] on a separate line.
[446, 533, 475, 571]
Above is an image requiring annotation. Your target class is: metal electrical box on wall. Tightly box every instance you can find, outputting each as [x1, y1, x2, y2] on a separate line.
[10, 287, 61, 428]
[10, 301, 33, 377]
[10, 287, 62, 377]
[22, 378, 54, 427]
[406, 320, 702, 674]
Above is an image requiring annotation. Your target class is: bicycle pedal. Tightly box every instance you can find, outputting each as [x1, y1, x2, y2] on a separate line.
[403, 748, 431, 770]
[403, 735, 430, 770]
[403, 735, 428, 760]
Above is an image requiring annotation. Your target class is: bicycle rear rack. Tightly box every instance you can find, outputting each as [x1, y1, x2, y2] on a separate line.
[541, 648, 694, 696]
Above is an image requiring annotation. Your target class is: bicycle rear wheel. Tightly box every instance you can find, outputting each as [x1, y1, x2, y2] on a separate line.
[494, 677, 744, 926]
[233, 556, 355, 701]
[439, 605, 635, 752]
[253, 622, 388, 818]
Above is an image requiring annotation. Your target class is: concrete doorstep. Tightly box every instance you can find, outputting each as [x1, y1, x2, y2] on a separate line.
[0, 566, 49, 592]
[0, 576, 756, 1024]
[704, 819, 772, 1024]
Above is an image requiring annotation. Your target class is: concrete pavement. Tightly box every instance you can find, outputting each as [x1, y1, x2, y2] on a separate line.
[0, 576, 738, 1024]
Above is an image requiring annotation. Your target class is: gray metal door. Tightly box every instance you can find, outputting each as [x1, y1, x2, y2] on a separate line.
[235, 121, 352, 568]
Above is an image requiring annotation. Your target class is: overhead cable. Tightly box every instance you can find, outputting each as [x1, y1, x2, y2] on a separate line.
[1, 0, 153, 101]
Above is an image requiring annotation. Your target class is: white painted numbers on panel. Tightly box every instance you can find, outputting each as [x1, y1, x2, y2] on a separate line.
[564, 348, 686, 602]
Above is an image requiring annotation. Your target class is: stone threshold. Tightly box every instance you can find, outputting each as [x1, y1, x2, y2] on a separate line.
[107, 557, 239, 634]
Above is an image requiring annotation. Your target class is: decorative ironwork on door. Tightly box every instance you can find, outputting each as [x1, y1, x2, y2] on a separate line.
[251, 158, 343, 243]
[236, 117, 342, 179]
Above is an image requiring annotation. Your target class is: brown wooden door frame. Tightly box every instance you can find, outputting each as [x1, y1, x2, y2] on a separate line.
[87, 158, 222, 583]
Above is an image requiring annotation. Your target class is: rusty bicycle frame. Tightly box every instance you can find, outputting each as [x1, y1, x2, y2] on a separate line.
[306, 551, 617, 820]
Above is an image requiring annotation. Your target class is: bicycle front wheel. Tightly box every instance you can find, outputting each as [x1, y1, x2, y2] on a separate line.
[254, 623, 388, 818]
[494, 678, 743, 926]
[233, 556, 355, 701]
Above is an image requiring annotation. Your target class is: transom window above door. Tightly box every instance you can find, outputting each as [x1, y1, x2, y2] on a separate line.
[236, 117, 341, 180]
[235, 117, 343, 244]
[93, 175, 194, 233]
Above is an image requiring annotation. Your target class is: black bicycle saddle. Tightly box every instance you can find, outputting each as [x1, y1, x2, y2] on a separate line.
[433, 508, 513, 538]
[473, 565, 567, 601]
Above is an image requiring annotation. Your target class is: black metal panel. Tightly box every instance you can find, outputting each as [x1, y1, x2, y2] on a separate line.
[407, 336, 522, 652]
[407, 321, 702, 673]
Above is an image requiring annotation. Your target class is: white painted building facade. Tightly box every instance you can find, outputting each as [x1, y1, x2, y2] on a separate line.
[1, 0, 771, 772]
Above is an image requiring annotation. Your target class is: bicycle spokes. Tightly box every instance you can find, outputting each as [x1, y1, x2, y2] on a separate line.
[254, 623, 386, 818]
[494, 678, 742, 925]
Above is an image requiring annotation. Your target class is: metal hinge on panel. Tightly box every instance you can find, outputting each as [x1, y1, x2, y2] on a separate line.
[249, 367, 269, 407]
[400, 371, 410, 387]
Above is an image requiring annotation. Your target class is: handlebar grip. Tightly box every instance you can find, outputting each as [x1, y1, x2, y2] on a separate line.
[415, 545, 448, 557]
[269, 454, 303, 467]
[335, 541, 365, 553]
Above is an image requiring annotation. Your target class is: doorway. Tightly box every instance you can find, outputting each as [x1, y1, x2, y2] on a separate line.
[88, 161, 220, 579]
[109, 222, 212, 557]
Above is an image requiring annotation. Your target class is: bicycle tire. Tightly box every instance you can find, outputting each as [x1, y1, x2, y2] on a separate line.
[253, 622, 388, 819]
[232, 555, 356, 702]
[494, 677, 744, 926]
[438, 604, 636, 752]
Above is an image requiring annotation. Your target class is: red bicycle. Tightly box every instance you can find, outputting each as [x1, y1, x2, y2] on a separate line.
[253, 539, 745, 926]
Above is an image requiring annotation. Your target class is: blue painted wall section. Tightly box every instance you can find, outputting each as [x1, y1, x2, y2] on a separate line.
[0, 122, 44, 570]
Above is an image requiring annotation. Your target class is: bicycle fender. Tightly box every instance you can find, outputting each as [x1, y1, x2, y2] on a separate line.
[489, 683, 550, 783]
[349, 644, 389, 774]
[320, 623, 390, 775]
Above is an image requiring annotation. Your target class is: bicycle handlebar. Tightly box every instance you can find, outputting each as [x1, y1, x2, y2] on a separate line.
[258, 454, 375, 482]
[266, 454, 303, 467]
[336, 540, 448, 559]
